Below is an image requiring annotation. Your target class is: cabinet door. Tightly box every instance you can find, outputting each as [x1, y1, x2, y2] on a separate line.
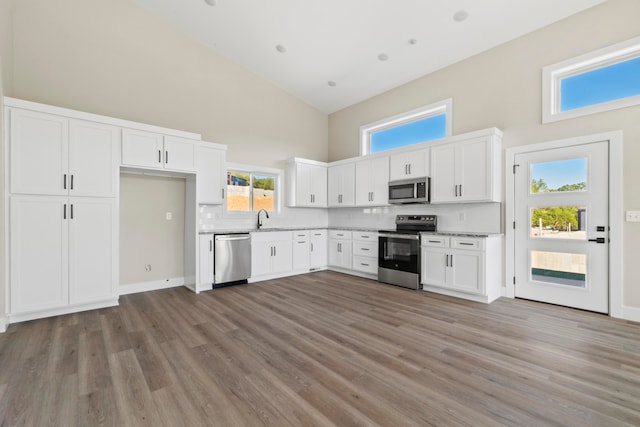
[420, 248, 449, 288]
[272, 240, 293, 274]
[198, 235, 214, 285]
[197, 145, 226, 204]
[69, 120, 119, 197]
[458, 138, 491, 202]
[292, 239, 310, 271]
[251, 241, 273, 277]
[10, 196, 69, 313]
[329, 163, 354, 206]
[329, 240, 352, 268]
[68, 198, 117, 304]
[389, 149, 428, 181]
[450, 251, 483, 294]
[356, 157, 389, 206]
[430, 144, 457, 203]
[164, 136, 197, 172]
[122, 129, 164, 168]
[310, 165, 328, 207]
[10, 109, 68, 196]
[309, 232, 328, 268]
[294, 162, 315, 207]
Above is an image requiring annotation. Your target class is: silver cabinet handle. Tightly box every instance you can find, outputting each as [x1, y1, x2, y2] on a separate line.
[70, 174, 74, 190]
[310, 243, 314, 252]
[221, 188, 225, 199]
[70, 204, 74, 219]
[158, 150, 162, 163]
[459, 185, 462, 197]
[63, 174, 67, 190]
[450, 254, 454, 267]
[209, 240, 213, 251]
[273, 246, 276, 257]
[63, 204, 67, 219]
[165, 150, 169, 164]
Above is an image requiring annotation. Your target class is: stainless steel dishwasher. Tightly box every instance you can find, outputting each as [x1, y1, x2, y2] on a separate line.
[213, 234, 252, 287]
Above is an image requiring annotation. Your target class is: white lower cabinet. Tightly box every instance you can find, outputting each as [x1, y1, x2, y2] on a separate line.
[420, 235, 501, 303]
[292, 231, 310, 271]
[352, 231, 378, 276]
[251, 231, 293, 279]
[198, 234, 214, 289]
[10, 195, 117, 319]
[309, 230, 328, 270]
[328, 230, 352, 270]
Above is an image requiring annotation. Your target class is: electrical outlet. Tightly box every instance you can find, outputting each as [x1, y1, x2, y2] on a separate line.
[166, 212, 172, 220]
[626, 211, 640, 222]
[145, 264, 152, 272]
[458, 212, 466, 221]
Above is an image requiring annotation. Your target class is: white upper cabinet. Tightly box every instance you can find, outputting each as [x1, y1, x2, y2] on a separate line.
[389, 148, 429, 181]
[122, 129, 197, 172]
[328, 162, 355, 207]
[69, 120, 120, 197]
[197, 142, 227, 204]
[355, 156, 389, 206]
[9, 109, 119, 198]
[430, 132, 501, 203]
[286, 158, 327, 207]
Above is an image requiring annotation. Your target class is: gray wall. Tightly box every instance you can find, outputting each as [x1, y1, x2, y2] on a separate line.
[119, 174, 185, 286]
[328, 0, 640, 307]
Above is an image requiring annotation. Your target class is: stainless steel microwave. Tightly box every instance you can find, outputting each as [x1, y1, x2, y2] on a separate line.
[388, 177, 430, 204]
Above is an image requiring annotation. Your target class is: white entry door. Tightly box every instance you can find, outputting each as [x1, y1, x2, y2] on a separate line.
[514, 141, 609, 313]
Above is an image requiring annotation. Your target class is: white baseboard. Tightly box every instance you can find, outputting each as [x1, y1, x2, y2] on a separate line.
[616, 305, 640, 323]
[0, 317, 7, 333]
[119, 277, 186, 295]
[8, 299, 119, 324]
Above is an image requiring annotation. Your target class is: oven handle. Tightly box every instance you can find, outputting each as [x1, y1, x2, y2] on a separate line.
[380, 233, 420, 240]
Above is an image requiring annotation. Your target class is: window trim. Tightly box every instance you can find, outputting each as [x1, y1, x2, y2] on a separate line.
[225, 163, 282, 215]
[359, 98, 452, 156]
[542, 35, 640, 124]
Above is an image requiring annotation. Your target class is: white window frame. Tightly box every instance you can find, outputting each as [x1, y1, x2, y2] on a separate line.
[225, 163, 282, 215]
[360, 98, 452, 156]
[543, 35, 640, 124]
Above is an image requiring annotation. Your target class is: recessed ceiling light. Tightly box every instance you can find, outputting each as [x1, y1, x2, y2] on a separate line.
[408, 38, 418, 45]
[327, 81, 337, 87]
[453, 10, 469, 22]
[378, 53, 389, 61]
[204, 0, 216, 6]
[275, 44, 287, 53]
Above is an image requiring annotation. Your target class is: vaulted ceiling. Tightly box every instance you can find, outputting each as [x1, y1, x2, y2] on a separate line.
[129, 0, 606, 113]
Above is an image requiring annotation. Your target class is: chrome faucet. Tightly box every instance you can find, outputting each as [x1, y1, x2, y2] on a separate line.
[257, 208, 269, 229]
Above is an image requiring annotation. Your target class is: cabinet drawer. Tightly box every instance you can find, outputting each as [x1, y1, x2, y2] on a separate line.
[329, 230, 352, 239]
[352, 256, 378, 274]
[293, 230, 310, 240]
[451, 237, 484, 250]
[310, 229, 327, 238]
[353, 241, 377, 257]
[421, 236, 449, 248]
[353, 231, 377, 241]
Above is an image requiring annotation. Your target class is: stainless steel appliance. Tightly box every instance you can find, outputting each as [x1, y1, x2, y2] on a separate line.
[378, 215, 437, 289]
[388, 177, 430, 204]
[214, 233, 252, 288]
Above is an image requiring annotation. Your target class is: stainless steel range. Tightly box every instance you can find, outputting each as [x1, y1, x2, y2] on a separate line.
[378, 215, 437, 289]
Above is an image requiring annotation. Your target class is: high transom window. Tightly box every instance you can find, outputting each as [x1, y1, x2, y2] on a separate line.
[360, 99, 452, 155]
[543, 35, 640, 123]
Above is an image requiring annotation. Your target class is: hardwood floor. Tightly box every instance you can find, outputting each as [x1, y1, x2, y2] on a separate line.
[1, 271, 639, 426]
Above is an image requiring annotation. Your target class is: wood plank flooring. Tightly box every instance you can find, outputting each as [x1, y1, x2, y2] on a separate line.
[1, 271, 639, 426]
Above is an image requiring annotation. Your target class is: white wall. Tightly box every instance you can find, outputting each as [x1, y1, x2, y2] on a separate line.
[328, 0, 640, 308]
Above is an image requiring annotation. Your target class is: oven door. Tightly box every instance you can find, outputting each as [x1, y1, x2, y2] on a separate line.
[378, 233, 420, 274]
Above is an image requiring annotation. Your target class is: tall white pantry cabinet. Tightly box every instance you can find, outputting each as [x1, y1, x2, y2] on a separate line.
[6, 104, 119, 322]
